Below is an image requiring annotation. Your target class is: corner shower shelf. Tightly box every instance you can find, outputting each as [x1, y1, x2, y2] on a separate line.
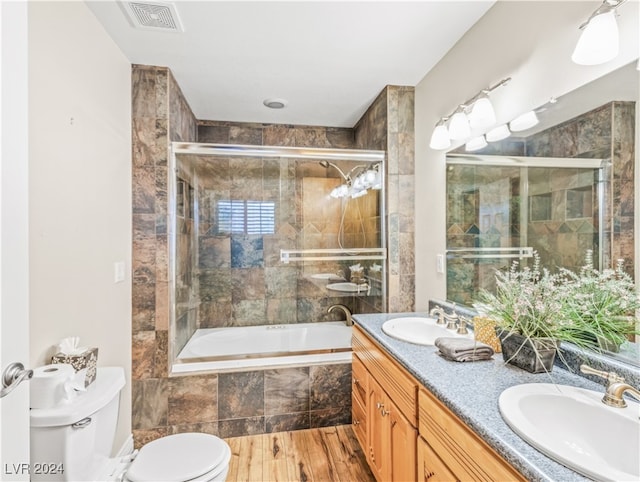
[280, 248, 387, 263]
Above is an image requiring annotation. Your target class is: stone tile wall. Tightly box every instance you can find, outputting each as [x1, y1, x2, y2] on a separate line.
[355, 86, 416, 312]
[444, 101, 635, 305]
[131, 67, 402, 444]
[526, 101, 635, 276]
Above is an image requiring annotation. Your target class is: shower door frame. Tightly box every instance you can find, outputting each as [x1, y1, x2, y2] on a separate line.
[445, 153, 607, 303]
[167, 142, 387, 372]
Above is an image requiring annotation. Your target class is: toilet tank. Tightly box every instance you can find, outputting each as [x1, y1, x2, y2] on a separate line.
[30, 367, 125, 482]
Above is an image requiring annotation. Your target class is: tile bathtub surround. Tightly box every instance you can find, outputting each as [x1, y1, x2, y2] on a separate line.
[132, 66, 415, 445]
[131, 363, 353, 444]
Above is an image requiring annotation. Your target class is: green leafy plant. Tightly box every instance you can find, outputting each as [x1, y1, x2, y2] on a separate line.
[557, 251, 640, 353]
[474, 253, 563, 340]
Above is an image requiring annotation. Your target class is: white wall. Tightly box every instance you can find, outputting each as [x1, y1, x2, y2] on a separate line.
[28, 2, 132, 448]
[415, 0, 640, 309]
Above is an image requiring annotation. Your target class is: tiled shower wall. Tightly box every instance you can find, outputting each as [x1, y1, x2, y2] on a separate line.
[526, 101, 635, 276]
[355, 86, 416, 312]
[131, 66, 417, 444]
[445, 101, 635, 303]
[173, 153, 380, 340]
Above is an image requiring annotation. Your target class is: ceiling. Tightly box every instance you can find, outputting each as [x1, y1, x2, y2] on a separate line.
[86, 1, 495, 127]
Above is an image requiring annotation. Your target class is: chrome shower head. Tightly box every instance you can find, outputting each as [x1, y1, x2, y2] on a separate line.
[319, 160, 349, 181]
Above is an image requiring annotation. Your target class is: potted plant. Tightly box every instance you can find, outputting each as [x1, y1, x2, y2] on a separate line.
[557, 251, 640, 354]
[474, 253, 563, 373]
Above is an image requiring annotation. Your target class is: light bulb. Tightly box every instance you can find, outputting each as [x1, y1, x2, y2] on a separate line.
[351, 188, 367, 199]
[448, 109, 471, 140]
[330, 184, 348, 198]
[509, 111, 539, 132]
[572, 9, 619, 66]
[469, 96, 496, 129]
[465, 135, 487, 152]
[429, 122, 451, 150]
[486, 124, 511, 142]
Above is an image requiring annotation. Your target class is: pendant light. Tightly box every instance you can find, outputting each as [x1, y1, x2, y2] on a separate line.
[465, 136, 487, 152]
[509, 111, 539, 132]
[429, 119, 451, 150]
[486, 124, 511, 142]
[448, 106, 471, 140]
[572, 0, 625, 66]
[468, 93, 496, 129]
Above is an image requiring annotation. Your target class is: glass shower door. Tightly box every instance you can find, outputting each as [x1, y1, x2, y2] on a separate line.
[445, 155, 605, 306]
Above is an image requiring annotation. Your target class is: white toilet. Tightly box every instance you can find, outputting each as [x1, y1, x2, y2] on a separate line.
[30, 367, 231, 482]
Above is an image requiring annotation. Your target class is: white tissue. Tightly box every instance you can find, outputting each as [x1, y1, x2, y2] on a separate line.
[370, 264, 382, 272]
[349, 263, 363, 272]
[57, 336, 87, 356]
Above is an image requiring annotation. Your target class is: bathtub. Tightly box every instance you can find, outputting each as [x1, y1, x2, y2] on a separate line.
[173, 321, 352, 373]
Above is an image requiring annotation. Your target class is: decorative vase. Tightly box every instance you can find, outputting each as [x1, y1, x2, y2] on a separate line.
[496, 329, 559, 374]
[473, 316, 501, 353]
[596, 335, 621, 353]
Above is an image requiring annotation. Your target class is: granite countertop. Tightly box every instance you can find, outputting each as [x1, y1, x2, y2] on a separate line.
[352, 312, 612, 482]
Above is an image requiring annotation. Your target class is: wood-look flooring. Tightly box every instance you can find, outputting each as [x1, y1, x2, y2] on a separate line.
[224, 425, 375, 482]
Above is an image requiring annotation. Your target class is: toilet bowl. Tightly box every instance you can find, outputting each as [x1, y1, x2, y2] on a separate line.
[30, 367, 231, 482]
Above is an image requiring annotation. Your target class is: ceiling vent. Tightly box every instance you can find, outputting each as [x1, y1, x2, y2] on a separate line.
[120, 1, 183, 32]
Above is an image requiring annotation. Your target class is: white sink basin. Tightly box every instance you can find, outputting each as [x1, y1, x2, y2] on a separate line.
[311, 273, 343, 281]
[381, 316, 472, 345]
[499, 383, 640, 481]
[326, 282, 366, 293]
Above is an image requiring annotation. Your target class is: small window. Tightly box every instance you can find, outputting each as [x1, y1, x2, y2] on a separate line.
[216, 200, 275, 235]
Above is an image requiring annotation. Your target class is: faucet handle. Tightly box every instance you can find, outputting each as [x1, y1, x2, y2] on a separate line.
[456, 316, 469, 335]
[443, 310, 458, 330]
[580, 364, 625, 386]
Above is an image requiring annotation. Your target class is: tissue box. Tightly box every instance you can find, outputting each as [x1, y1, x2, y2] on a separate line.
[51, 347, 98, 387]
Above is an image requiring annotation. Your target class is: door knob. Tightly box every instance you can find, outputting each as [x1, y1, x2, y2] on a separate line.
[0, 362, 33, 398]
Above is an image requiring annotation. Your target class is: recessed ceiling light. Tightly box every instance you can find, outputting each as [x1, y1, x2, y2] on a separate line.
[263, 98, 288, 109]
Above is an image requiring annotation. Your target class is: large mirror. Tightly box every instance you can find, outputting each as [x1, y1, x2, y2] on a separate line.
[445, 60, 639, 366]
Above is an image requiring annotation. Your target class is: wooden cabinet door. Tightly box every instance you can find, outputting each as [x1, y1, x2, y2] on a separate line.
[390, 400, 417, 482]
[368, 376, 390, 482]
[417, 436, 458, 482]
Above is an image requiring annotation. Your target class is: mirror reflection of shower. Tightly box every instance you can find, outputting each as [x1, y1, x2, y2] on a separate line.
[319, 160, 382, 249]
[445, 154, 606, 306]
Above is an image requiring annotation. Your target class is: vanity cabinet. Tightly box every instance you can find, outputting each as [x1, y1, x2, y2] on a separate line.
[353, 325, 526, 482]
[418, 388, 526, 482]
[353, 325, 418, 482]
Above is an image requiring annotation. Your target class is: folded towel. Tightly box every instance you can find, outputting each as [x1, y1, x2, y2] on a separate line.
[434, 337, 494, 362]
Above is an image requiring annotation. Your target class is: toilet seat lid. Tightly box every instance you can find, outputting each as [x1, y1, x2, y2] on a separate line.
[127, 433, 229, 482]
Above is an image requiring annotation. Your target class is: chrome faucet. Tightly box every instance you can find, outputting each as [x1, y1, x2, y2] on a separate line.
[328, 304, 353, 327]
[429, 306, 445, 325]
[603, 382, 640, 408]
[580, 364, 640, 408]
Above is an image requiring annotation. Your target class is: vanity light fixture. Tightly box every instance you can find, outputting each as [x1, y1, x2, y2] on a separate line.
[465, 135, 488, 152]
[572, 0, 626, 66]
[509, 110, 539, 132]
[448, 106, 471, 140]
[468, 92, 496, 129]
[429, 77, 510, 150]
[429, 119, 451, 150]
[485, 124, 511, 142]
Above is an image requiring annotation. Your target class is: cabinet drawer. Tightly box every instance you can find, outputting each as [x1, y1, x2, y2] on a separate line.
[417, 436, 458, 482]
[353, 325, 418, 426]
[352, 391, 367, 450]
[352, 353, 368, 409]
[419, 389, 525, 482]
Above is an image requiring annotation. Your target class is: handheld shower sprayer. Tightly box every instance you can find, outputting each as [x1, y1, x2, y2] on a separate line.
[319, 160, 369, 182]
[319, 160, 349, 181]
